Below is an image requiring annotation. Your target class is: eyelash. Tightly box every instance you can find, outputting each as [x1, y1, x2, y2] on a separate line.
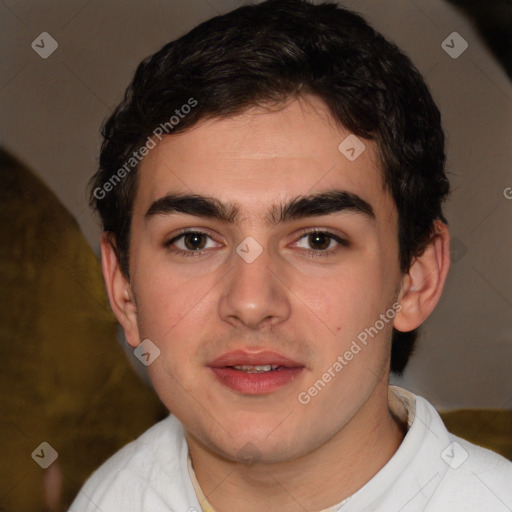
[164, 228, 348, 259]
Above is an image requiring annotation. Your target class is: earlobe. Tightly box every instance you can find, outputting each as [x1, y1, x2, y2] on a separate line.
[100, 233, 141, 348]
[394, 221, 451, 332]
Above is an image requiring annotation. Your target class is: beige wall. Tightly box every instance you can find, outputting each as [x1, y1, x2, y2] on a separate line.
[1, 0, 510, 409]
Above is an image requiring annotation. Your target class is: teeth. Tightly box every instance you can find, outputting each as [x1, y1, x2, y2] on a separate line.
[233, 365, 280, 373]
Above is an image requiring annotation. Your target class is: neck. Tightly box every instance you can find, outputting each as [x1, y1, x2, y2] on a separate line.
[187, 384, 406, 512]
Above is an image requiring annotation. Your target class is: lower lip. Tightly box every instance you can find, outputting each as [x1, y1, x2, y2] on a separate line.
[209, 367, 304, 394]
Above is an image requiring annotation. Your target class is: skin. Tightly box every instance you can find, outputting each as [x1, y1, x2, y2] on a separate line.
[102, 95, 450, 511]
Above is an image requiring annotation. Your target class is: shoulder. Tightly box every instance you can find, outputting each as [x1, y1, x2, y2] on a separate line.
[443, 433, 512, 489]
[426, 435, 512, 511]
[91, 413, 183, 477]
[412, 394, 512, 511]
[68, 414, 192, 511]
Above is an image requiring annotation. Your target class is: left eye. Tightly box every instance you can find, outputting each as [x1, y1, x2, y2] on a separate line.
[294, 231, 346, 252]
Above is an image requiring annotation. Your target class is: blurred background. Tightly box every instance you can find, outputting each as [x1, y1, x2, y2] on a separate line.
[1, 0, 511, 510]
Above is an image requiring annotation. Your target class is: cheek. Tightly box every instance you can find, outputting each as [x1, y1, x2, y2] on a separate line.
[289, 257, 397, 397]
[291, 259, 387, 338]
[140, 285, 213, 413]
[133, 261, 214, 338]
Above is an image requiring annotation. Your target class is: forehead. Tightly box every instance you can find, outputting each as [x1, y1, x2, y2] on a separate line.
[134, 96, 395, 223]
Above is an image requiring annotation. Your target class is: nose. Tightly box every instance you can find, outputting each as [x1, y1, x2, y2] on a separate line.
[218, 239, 291, 330]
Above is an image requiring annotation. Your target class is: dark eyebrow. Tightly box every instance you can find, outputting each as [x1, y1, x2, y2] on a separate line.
[145, 190, 375, 225]
[270, 190, 375, 224]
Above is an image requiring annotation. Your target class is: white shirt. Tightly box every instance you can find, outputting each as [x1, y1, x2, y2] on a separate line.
[68, 386, 512, 512]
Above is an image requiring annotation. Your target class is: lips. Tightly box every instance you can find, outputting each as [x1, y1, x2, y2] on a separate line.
[208, 350, 303, 368]
[208, 350, 305, 394]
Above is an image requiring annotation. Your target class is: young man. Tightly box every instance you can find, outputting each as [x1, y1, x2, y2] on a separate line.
[70, 0, 512, 510]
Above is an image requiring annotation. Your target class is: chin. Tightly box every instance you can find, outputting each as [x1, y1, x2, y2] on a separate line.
[206, 423, 311, 465]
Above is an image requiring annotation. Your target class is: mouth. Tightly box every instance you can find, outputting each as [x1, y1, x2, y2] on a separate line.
[208, 350, 305, 394]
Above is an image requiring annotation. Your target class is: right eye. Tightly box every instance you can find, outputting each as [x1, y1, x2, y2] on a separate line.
[165, 230, 222, 257]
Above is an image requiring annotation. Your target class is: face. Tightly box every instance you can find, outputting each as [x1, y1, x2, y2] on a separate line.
[125, 96, 404, 463]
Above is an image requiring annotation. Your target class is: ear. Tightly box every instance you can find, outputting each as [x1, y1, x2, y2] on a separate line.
[100, 233, 141, 348]
[394, 220, 450, 332]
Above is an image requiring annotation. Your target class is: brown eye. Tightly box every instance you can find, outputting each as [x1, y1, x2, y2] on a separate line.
[293, 229, 348, 258]
[308, 232, 331, 250]
[183, 232, 208, 250]
[165, 230, 220, 257]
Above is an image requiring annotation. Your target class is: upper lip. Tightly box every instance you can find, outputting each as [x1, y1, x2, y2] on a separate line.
[208, 350, 304, 368]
